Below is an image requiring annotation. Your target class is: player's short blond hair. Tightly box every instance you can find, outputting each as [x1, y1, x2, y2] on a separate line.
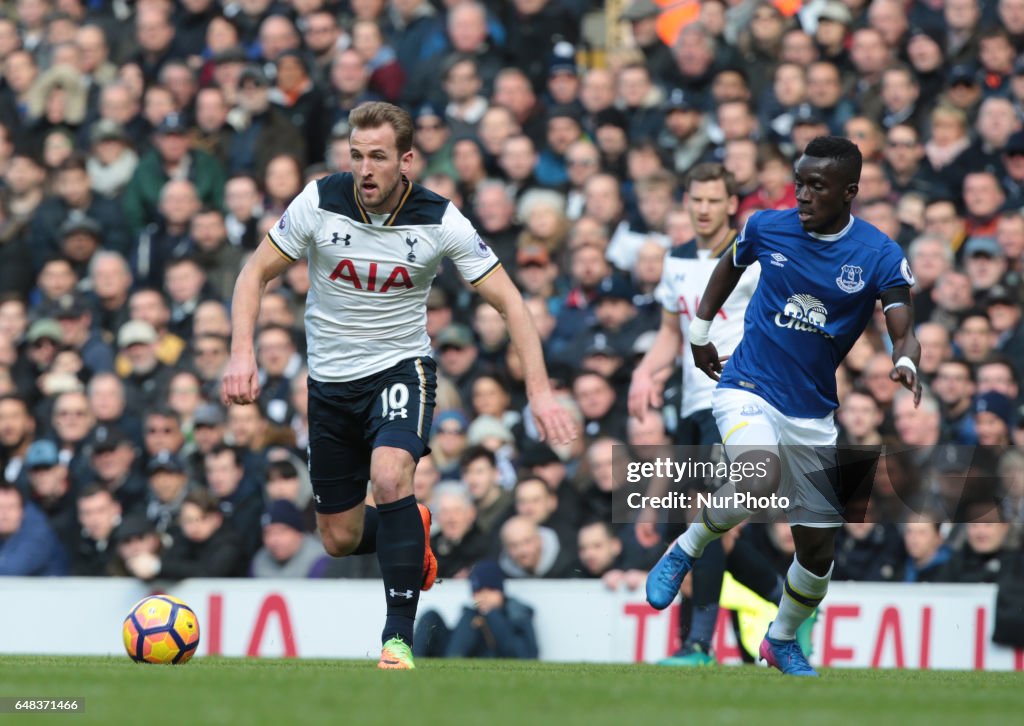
[349, 101, 414, 154]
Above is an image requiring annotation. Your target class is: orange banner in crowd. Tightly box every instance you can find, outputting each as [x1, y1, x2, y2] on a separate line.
[649, 0, 803, 47]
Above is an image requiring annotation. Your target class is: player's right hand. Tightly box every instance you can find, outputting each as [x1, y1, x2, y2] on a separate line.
[691, 342, 725, 381]
[627, 368, 662, 422]
[221, 353, 261, 406]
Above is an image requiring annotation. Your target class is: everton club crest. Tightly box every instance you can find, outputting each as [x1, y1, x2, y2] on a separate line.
[836, 264, 865, 293]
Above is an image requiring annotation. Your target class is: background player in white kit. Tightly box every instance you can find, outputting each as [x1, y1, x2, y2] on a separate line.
[644, 137, 922, 676]
[221, 102, 576, 670]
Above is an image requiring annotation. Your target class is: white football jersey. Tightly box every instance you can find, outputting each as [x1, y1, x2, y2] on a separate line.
[655, 233, 761, 418]
[269, 174, 501, 382]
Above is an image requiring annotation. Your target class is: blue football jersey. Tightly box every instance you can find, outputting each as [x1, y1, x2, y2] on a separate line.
[719, 208, 913, 418]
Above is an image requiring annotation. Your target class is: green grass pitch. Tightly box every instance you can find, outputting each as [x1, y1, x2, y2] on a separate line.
[0, 656, 1019, 726]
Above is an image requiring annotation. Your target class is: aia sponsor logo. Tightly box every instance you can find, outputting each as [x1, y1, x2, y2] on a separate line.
[328, 259, 414, 292]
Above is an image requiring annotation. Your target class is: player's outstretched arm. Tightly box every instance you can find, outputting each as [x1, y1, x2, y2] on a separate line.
[475, 268, 577, 445]
[691, 253, 746, 381]
[882, 287, 922, 406]
[221, 238, 294, 406]
[628, 310, 682, 422]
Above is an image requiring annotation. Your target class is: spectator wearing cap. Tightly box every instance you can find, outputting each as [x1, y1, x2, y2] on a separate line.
[435, 323, 485, 405]
[251, 499, 330, 578]
[0, 482, 68, 576]
[22, 318, 63, 391]
[812, 1, 852, 69]
[122, 111, 226, 235]
[1000, 132, 1024, 207]
[226, 63, 307, 179]
[24, 439, 76, 545]
[139, 488, 246, 580]
[974, 391, 1015, 451]
[963, 235, 1008, 296]
[87, 118, 139, 200]
[621, 0, 675, 82]
[117, 320, 175, 417]
[108, 512, 162, 578]
[415, 103, 457, 180]
[270, 50, 328, 165]
[658, 88, 712, 175]
[116, 289, 187, 379]
[430, 410, 470, 480]
[431, 483, 496, 579]
[145, 447, 191, 538]
[940, 65, 983, 129]
[52, 292, 113, 372]
[69, 484, 122, 576]
[985, 289, 1024, 371]
[90, 426, 147, 515]
[414, 559, 538, 659]
[545, 41, 581, 108]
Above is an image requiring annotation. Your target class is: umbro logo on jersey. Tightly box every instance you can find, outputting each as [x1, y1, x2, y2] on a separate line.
[331, 232, 352, 246]
[770, 252, 788, 268]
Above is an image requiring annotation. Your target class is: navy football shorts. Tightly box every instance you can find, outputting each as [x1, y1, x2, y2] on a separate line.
[307, 356, 437, 514]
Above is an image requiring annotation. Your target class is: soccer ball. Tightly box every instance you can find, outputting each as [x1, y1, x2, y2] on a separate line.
[122, 595, 200, 664]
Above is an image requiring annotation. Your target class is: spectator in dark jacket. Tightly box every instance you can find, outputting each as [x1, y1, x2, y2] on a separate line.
[0, 482, 68, 576]
[833, 522, 906, 581]
[432, 483, 495, 578]
[941, 513, 1023, 583]
[228, 66, 306, 177]
[130, 489, 247, 580]
[414, 560, 539, 659]
[902, 521, 953, 582]
[204, 443, 264, 558]
[24, 439, 77, 545]
[69, 485, 121, 576]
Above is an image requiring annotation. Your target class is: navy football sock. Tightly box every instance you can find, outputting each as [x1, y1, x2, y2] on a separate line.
[352, 505, 379, 555]
[376, 495, 424, 646]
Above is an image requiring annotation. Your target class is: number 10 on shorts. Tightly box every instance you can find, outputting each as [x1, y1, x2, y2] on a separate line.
[381, 383, 409, 421]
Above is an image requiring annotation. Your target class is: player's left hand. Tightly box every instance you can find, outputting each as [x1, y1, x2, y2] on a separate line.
[890, 364, 921, 406]
[530, 390, 577, 445]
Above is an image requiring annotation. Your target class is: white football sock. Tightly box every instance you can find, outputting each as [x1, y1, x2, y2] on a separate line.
[768, 556, 832, 641]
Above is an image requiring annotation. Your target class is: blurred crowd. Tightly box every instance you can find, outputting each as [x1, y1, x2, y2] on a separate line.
[0, 0, 1022, 602]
